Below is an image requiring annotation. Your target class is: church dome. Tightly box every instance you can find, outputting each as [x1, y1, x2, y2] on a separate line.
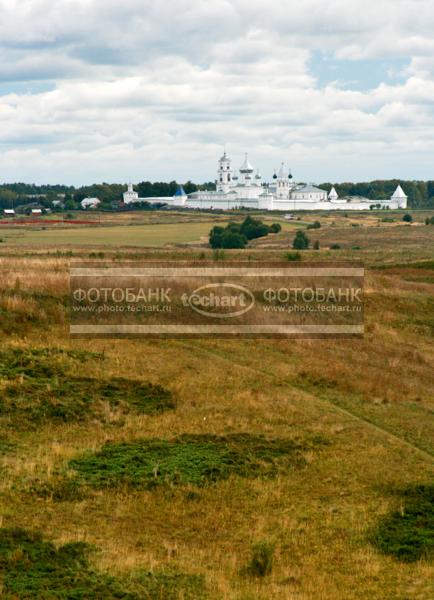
[174, 185, 186, 197]
[219, 152, 230, 163]
[239, 153, 254, 173]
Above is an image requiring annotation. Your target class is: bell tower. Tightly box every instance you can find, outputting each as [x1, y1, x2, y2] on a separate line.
[216, 151, 233, 193]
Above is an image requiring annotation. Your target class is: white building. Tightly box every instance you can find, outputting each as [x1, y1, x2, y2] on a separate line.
[391, 185, 408, 206]
[123, 182, 139, 204]
[123, 153, 408, 211]
[81, 197, 100, 209]
[123, 181, 175, 205]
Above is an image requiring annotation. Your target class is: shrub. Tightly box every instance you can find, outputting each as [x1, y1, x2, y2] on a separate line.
[209, 216, 276, 248]
[403, 213, 413, 222]
[220, 230, 247, 249]
[292, 230, 310, 250]
[246, 541, 275, 577]
[313, 240, 320, 250]
[285, 251, 301, 261]
[241, 220, 269, 240]
[307, 221, 321, 230]
[330, 243, 341, 249]
[425, 216, 434, 225]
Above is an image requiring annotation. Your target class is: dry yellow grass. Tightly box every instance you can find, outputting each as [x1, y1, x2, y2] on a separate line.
[0, 215, 433, 599]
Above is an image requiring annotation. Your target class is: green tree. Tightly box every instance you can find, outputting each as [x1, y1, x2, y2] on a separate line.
[0, 189, 18, 209]
[220, 231, 247, 249]
[293, 230, 310, 250]
[64, 198, 77, 210]
[209, 226, 225, 248]
[240, 216, 270, 240]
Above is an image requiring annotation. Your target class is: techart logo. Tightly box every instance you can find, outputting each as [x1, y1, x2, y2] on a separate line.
[182, 283, 255, 319]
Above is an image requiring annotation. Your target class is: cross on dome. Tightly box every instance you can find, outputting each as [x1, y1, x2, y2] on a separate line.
[278, 162, 287, 178]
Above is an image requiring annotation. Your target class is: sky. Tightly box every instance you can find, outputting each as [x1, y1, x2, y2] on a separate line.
[0, 0, 434, 185]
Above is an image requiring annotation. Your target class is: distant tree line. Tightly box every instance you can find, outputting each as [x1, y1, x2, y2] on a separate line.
[318, 180, 434, 209]
[0, 180, 216, 210]
[0, 178, 433, 210]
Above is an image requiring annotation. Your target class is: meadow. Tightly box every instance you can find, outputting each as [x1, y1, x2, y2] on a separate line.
[0, 220, 221, 247]
[0, 209, 433, 599]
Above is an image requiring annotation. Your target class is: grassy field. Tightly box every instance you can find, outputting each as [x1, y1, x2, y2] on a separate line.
[0, 220, 224, 247]
[0, 209, 430, 250]
[0, 210, 433, 599]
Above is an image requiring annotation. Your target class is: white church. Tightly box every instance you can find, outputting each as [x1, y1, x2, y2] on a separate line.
[123, 152, 408, 211]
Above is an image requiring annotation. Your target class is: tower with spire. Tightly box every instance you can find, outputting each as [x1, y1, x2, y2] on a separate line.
[274, 162, 294, 199]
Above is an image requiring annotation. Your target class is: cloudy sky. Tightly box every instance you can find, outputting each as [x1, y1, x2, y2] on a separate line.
[1, 0, 434, 185]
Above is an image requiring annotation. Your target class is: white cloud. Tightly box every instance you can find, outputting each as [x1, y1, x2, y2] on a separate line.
[0, 0, 433, 183]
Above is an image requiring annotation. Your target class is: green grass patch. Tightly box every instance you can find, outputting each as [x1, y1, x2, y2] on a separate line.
[372, 485, 434, 562]
[66, 434, 324, 491]
[0, 437, 15, 455]
[0, 528, 207, 599]
[402, 275, 434, 284]
[0, 291, 67, 335]
[0, 348, 175, 426]
[0, 347, 104, 379]
[374, 260, 434, 270]
[392, 313, 434, 337]
[1, 376, 175, 426]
